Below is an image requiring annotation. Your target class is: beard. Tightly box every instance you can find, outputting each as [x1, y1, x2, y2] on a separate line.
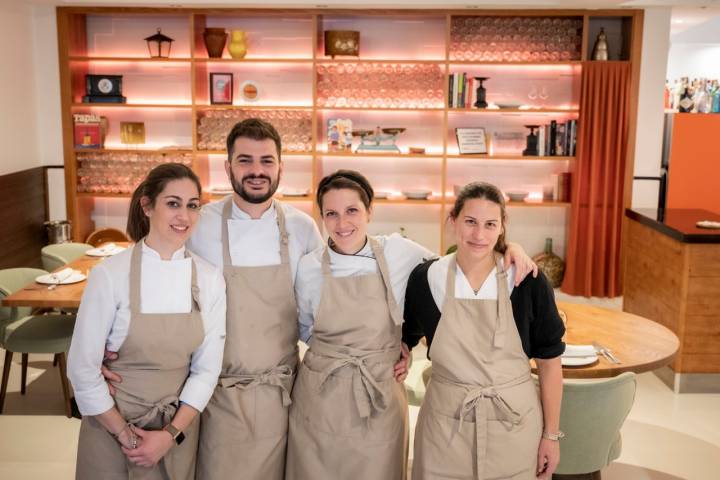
[229, 169, 281, 204]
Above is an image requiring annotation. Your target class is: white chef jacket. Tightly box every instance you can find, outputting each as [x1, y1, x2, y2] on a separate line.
[426, 253, 516, 310]
[187, 197, 323, 281]
[67, 241, 227, 416]
[295, 233, 435, 343]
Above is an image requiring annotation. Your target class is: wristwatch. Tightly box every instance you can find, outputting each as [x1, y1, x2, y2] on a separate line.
[163, 424, 186, 445]
[542, 430, 565, 441]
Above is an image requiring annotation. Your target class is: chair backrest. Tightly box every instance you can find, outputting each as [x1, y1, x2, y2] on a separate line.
[85, 228, 129, 247]
[555, 372, 637, 475]
[0, 268, 48, 345]
[41, 242, 93, 272]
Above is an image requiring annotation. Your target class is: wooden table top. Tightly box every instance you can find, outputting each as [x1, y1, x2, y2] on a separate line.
[534, 301, 680, 379]
[2, 244, 129, 309]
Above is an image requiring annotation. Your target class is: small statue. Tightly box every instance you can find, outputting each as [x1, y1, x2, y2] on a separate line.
[592, 28, 609, 61]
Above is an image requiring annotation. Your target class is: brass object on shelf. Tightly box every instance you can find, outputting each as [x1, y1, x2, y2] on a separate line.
[120, 122, 145, 145]
[592, 27, 609, 61]
[324, 30, 359, 58]
[532, 238, 565, 288]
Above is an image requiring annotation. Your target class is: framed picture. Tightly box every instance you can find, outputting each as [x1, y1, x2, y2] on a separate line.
[455, 127, 488, 154]
[240, 80, 260, 103]
[210, 73, 233, 105]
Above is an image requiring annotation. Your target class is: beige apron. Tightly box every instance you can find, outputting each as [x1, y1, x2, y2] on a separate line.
[286, 237, 409, 480]
[76, 243, 205, 480]
[412, 254, 543, 480]
[197, 197, 299, 480]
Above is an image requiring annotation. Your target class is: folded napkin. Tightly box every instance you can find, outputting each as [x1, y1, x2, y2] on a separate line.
[563, 344, 596, 358]
[50, 267, 74, 283]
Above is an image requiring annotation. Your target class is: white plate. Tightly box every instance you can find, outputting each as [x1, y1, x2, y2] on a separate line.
[561, 354, 598, 367]
[402, 189, 432, 200]
[86, 245, 126, 257]
[375, 191, 391, 199]
[35, 272, 87, 285]
[210, 188, 233, 195]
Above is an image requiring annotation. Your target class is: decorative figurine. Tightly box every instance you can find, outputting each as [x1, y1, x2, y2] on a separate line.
[353, 127, 405, 153]
[592, 28, 609, 61]
[473, 77, 489, 109]
[144, 28, 174, 58]
[522, 125, 540, 156]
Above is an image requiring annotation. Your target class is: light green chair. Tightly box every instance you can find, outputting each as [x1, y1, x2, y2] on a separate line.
[41, 242, 93, 272]
[0, 268, 75, 417]
[553, 372, 637, 478]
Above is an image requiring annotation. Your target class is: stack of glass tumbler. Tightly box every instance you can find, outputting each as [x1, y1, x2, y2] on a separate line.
[316, 63, 445, 109]
[450, 16, 582, 62]
[76, 152, 193, 194]
[197, 109, 313, 152]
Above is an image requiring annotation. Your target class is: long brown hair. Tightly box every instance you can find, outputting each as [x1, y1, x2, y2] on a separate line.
[126, 163, 201, 242]
[450, 182, 508, 254]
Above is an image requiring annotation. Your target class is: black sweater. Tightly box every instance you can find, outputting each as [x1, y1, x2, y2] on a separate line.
[402, 259, 566, 360]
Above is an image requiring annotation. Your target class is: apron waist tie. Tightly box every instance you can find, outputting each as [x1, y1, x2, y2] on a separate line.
[310, 339, 399, 419]
[126, 394, 180, 429]
[219, 364, 295, 407]
[435, 373, 532, 480]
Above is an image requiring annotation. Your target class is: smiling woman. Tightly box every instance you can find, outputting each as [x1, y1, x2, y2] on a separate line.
[68, 163, 226, 480]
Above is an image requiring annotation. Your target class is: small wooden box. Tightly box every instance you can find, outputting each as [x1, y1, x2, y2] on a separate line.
[324, 30, 360, 58]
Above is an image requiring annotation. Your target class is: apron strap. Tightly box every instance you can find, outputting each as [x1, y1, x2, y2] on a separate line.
[129, 243, 143, 316]
[368, 237, 403, 326]
[218, 364, 294, 407]
[310, 338, 398, 419]
[275, 201, 291, 266]
[185, 251, 201, 313]
[493, 254, 512, 349]
[221, 196, 234, 267]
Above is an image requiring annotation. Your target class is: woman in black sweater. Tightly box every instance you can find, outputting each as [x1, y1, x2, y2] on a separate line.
[403, 181, 565, 480]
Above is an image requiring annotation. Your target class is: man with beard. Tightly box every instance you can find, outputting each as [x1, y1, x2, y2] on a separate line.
[188, 118, 323, 479]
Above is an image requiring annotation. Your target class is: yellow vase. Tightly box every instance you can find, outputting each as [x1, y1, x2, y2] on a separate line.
[228, 30, 247, 59]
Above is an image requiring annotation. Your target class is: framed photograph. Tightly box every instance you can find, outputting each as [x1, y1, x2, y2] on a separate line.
[210, 73, 233, 105]
[455, 127, 487, 154]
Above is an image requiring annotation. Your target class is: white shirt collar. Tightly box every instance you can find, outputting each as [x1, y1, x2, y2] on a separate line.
[141, 239, 186, 261]
[327, 236, 374, 262]
[231, 197, 277, 220]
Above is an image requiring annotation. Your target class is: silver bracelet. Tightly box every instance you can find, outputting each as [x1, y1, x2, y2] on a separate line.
[542, 430, 565, 441]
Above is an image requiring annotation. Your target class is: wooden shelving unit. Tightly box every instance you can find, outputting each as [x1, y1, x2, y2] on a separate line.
[57, 7, 643, 253]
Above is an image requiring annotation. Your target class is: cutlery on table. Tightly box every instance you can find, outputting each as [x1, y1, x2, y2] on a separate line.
[593, 341, 621, 364]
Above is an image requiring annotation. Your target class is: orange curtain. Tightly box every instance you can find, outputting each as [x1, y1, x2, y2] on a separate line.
[561, 61, 631, 298]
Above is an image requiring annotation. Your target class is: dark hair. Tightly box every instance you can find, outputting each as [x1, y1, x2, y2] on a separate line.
[127, 163, 202, 242]
[226, 118, 282, 162]
[316, 169, 374, 212]
[450, 182, 508, 254]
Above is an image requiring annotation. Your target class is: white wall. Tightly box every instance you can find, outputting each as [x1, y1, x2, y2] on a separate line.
[0, 2, 40, 176]
[631, 7, 672, 209]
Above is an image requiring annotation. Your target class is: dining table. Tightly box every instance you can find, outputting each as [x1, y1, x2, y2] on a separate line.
[2, 243, 129, 310]
[536, 301, 680, 379]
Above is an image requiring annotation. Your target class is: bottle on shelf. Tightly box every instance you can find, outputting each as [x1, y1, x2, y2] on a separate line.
[678, 78, 694, 113]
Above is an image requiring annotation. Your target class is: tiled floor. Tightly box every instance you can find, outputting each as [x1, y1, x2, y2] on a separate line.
[1, 293, 718, 479]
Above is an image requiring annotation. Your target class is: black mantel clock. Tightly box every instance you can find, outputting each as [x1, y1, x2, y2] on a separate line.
[83, 74, 126, 103]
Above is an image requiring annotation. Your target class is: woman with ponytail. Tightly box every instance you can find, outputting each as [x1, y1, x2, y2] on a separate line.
[68, 163, 226, 479]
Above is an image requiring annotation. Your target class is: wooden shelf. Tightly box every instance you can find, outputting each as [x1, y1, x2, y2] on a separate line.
[316, 58, 445, 64]
[446, 154, 575, 160]
[318, 151, 442, 158]
[447, 108, 579, 114]
[194, 58, 313, 63]
[198, 105, 312, 110]
[507, 201, 571, 207]
[71, 103, 192, 109]
[448, 60, 582, 66]
[209, 193, 312, 202]
[317, 106, 444, 112]
[74, 148, 193, 154]
[375, 197, 444, 205]
[69, 56, 192, 62]
[77, 192, 131, 198]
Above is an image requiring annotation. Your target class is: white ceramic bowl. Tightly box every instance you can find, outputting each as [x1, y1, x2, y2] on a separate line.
[402, 189, 432, 200]
[505, 190, 528, 202]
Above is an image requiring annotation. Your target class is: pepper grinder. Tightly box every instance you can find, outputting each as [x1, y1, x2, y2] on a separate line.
[473, 77, 489, 109]
[522, 125, 540, 156]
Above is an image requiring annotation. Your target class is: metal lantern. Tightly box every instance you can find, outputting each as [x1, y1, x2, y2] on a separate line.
[144, 28, 174, 58]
